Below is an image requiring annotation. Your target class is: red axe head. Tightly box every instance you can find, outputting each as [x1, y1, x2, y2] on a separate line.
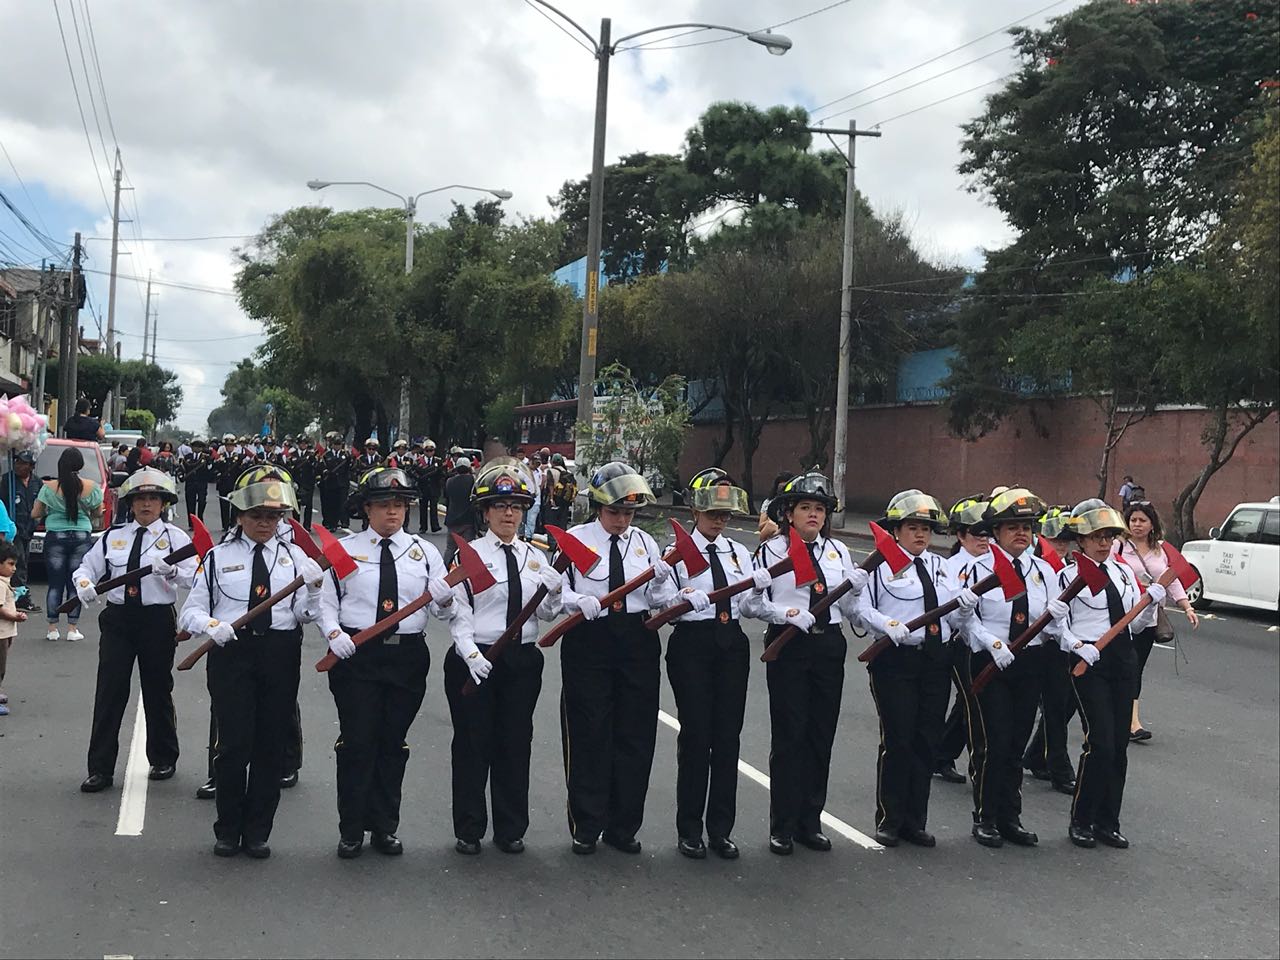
[1072, 551, 1109, 595]
[1037, 536, 1064, 574]
[189, 516, 214, 559]
[1160, 540, 1199, 592]
[546, 524, 600, 575]
[287, 518, 321, 559]
[311, 524, 358, 578]
[988, 542, 1027, 601]
[453, 535, 496, 592]
[669, 518, 709, 577]
[787, 527, 818, 587]
[870, 520, 912, 575]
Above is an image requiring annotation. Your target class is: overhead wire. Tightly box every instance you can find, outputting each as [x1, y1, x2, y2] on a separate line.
[523, 0, 596, 55]
[66, 0, 113, 176]
[0, 141, 58, 243]
[867, 74, 1015, 128]
[51, 0, 112, 217]
[80, 0, 119, 149]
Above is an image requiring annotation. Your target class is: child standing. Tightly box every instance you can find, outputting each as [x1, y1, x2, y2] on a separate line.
[0, 541, 29, 715]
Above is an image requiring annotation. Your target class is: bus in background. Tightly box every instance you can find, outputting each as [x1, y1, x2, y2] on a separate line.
[513, 398, 577, 460]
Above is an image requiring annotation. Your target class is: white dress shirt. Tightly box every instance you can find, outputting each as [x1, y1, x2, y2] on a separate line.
[73, 519, 197, 606]
[560, 520, 678, 614]
[955, 544, 1060, 650]
[319, 528, 451, 637]
[179, 531, 320, 633]
[449, 531, 562, 648]
[855, 548, 970, 646]
[668, 528, 773, 623]
[1055, 556, 1140, 648]
[755, 532, 861, 625]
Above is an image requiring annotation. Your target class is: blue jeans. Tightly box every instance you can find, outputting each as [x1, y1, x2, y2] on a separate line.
[45, 530, 93, 625]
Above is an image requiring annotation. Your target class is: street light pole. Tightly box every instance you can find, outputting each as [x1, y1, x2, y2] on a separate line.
[400, 195, 415, 434]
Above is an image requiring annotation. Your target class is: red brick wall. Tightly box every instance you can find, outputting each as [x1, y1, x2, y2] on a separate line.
[679, 399, 1279, 534]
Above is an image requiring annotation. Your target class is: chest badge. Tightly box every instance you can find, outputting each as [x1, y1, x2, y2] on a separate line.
[409, 548, 423, 561]
[155, 539, 168, 551]
[828, 551, 838, 560]
[110, 539, 126, 550]
[1032, 572, 1041, 585]
[381, 598, 396, 612]
[635, 547, 646, 557]
[529, 560, 540, 571]
[279, 556, 292, 566]
[254, 584, 269, 598]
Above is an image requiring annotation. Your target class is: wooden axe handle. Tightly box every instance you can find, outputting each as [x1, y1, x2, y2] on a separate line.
[761, 549, 887, 663]
[857, 571, 1001, 666]
[1071, 567, 1176, 677]
[179, 569, 316, 672]
[538, 547, 675, 648]
[646, 556, 794, 632]
[970, 577, 1087, 696]
[56, 542, 201, 615]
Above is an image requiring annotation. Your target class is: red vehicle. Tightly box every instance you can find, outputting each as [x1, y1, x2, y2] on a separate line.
[512, 398, 577, 460]
[28, 438, 121, 565]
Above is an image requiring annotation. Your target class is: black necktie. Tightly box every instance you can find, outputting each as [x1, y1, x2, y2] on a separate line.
[1009, 557, 1029, 645]
[248, 543, 272, 635]
[915, 556, 943, 658]
[1103, 562, 1127, 630]
[125, 527, 146, 606]
[809, 542, 830, 629]
[503, 543, 522, 628]
[377, 538, 399, 622]
[608, 532, 625, 592]
[706, 543, 731, 623]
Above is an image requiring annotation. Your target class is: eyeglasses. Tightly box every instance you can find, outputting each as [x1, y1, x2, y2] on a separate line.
[488, 502, 524, 514]
[244, 509, 283, 522]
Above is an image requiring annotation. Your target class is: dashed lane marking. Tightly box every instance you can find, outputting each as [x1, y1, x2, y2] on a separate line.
[114, 699, 149, 837]
[656, 709, 883, 851]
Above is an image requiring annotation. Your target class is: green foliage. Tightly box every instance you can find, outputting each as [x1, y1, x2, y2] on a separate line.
[47, 354, 183, 424]
[121, 408, 156, 436]
[575, 363, 690, 489]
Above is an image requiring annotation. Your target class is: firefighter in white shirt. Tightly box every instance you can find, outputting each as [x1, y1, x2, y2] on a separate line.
[855, 490, 979, 849]
[558, 461, 677, 856]
[319, 467, 455, 860]
[1051, 499, 1151, 850]
[74, 469, 197, 793]
[445, 459, 563, 855]
[756, 472, 864, 856]
[665, 469, 775, 860]
[178, 476, 324, 859]
[954, 488, 1056, 848]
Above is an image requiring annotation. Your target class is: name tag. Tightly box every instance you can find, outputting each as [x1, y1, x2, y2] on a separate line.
[221, 564, 244, 573]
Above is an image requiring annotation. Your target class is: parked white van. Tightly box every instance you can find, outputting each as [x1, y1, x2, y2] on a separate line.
[1180, 497, 1280, 613]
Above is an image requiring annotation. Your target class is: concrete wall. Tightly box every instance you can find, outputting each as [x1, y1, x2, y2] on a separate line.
[679, 398, 1279, 533]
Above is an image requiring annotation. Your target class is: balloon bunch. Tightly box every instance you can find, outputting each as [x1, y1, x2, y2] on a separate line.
[0, 394, 49, 456]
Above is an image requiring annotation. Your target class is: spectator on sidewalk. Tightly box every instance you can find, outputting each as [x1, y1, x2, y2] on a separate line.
[30, 446, 103, 642]
[0, 541, 28, 716]
[63, 399, 105, 442]
[2, 451, 43, 611]
[757, 471, 795, 542]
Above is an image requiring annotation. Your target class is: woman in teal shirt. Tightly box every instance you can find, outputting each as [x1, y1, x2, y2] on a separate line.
[31, 447, 103, 641]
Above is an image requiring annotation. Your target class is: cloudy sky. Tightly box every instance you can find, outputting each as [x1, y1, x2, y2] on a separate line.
[0, 0, 1082, 433]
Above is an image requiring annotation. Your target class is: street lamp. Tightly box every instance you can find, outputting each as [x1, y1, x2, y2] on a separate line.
[526, 0, 792, 442]
[306, 179, 512, 437]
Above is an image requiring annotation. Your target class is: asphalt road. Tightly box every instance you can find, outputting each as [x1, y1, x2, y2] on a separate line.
[1, 520, 1276, 960]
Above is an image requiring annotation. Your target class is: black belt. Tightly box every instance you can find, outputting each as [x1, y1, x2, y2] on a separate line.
[340, 626, 424, 647]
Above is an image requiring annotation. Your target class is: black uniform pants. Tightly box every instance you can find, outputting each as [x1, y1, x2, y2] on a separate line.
[217, 488, 234, 531]
[560, 615, 659, 843]
[963, 644, 1044, 827]
[87, 603, 179, 777]
[320, 484, 344, 530]
[868, 642, 952, 835]
[328, 631, 430, 840]
[206, 627, 302, 844]
[1070, 643, 1137, 832]
[419, 487, 440, 532]
[1133, 625, 1158, 700]
[206, 700, 303, 779]
[444, 641, 543, 843]
[297, 486, 315, 531]
[936, 641, 971, 769]
[667, 621, 750, 841]
[185, 483, 208, 528]
[1024, 646, 1078, 783]
[764, 624, 846, 839]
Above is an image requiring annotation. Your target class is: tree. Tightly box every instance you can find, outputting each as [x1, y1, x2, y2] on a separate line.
[122, 409, 156, 436]
[47, 354, 183, 424]
[574, 363, 690, 491]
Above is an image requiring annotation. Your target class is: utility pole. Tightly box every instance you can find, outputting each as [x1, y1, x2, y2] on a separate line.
[106, 148, 122, 357]
[804, 120, 881, 528]
[149, 301, 158, 365]
[142, 273, 152, 360]
[62, 232, 84, 433]
[399, 199, 414, 442]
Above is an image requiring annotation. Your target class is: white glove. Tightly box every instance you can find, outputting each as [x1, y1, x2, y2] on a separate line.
[885, 620, 912, 645]
[327, 630, 357, 660]
[538, 565, 563, 594]
[1146, 582, 1167, 606]
[575, 595, 604, 621]
[429, 576, 453, 606]
[209, 620, 236, 647]
[457, 638, 493, 684]
[751, 568, 773, 592]
[650, 560, 672, 585]
[980, 631, 1015, 670]
[1047, 598, 1070, 622]
[151, 557, 176, 579]
[956, 587, 980, 614]
[784, 609, 816, 632]
[682, 588, 711, 613]
[75, 579, 99, 606]
[848, 567, 870, 595]
[1074, 641, 1100, 666]
[299, 557, 325, 593]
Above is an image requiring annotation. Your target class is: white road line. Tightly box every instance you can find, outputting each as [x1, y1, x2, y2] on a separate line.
[1154, 642, 1175, 651]
[656, 709, 883, 851]
[115, 699, 149, 837]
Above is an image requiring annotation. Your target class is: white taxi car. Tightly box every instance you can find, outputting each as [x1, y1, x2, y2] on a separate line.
[1180, 497, 1279, 613]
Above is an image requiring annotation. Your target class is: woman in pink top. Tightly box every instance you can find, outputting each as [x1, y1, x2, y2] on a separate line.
[1117, 501, 1199, 742]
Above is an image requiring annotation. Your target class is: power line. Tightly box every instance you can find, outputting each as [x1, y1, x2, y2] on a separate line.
[116, 329, 262, 344]
[0, 187, 65, 258]
[79, 266, 237, 296]
[523, 0, 596, 55]
[619, 0, 854, 51]
[84, 233, 257, 242]
[51, 0, 112, 217]
[869, 74, 1015, 128]
[66, 0, 112, 176]
[0, 140, 57, 241]
[80, 0, 119, 150]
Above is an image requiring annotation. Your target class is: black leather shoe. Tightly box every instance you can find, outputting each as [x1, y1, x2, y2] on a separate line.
[1129, 727, 1152, 743]
[602, 833, 642, 854]
[1069, 824, 1096, 848]
[243, 840, 271, 859]
[571, 838, 597, 855]
[454, 838, 481, 856]
[768, 835, 794, 855]
[1094, 826, 1129, 849]
[708, 836, 739, 860]
[1052, 779, 1077, 796]
[935, 763, 967, 784]
[1025, 764, 1051, 781]
[337, 837, 364, 859]
[195, 778, 217, 799]
[678, 837, 707, 859]
[494, 838, 525, 854]
[279, 770, 299, 789]
[999, 821, 1039, 846]
[874, 827, 900, 847]
[367, 832, 402, 855]
[972, 821, 1004, 848]
[901, 828, 937, 848]
[795, 831, 832, 852]
[148, 764, 176, 781]
[213, 839, 240, 857]
[80, 773, 113, 793]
